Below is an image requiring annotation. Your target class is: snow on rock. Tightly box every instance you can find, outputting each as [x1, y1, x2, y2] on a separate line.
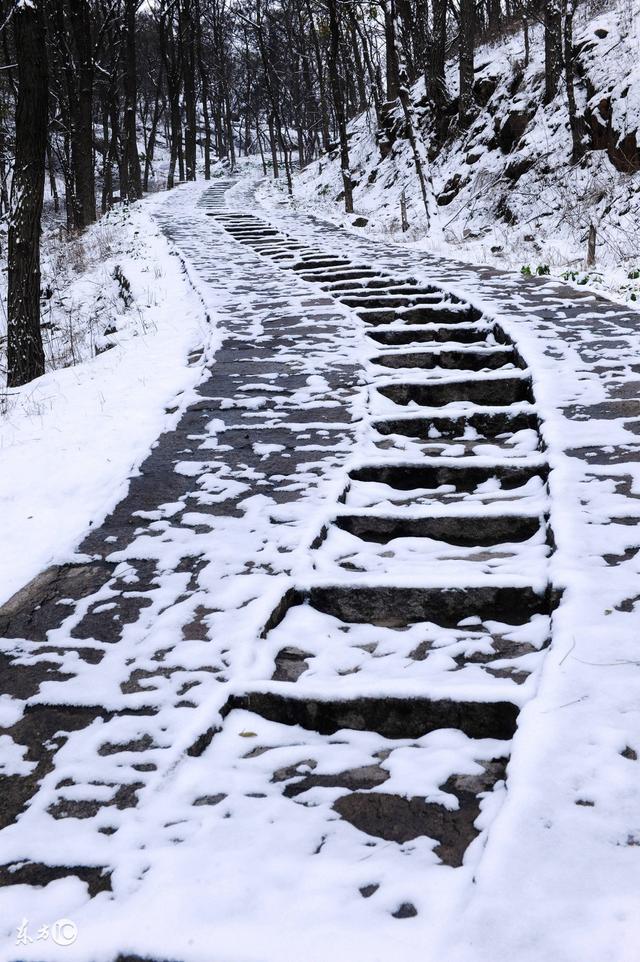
[265, 0, 640, 304]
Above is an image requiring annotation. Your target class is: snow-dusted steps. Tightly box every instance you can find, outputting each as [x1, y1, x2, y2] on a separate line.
[181, 202, 555, 905]
[0, 178, 638, 962]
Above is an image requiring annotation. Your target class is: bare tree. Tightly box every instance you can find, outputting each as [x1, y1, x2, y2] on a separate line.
[563, 0, 586, 160]
[327, 0, 353, 212]
[459, 0, 475, 127]
[7, 0, 49, 388]
[122, 0, 142, 199]
[544, 0, 563, 103]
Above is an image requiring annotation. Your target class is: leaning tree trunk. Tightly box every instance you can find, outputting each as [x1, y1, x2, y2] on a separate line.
[7, 0, 48, 388]
[397, 64, 431, 227]
[143, 85, 163, 192]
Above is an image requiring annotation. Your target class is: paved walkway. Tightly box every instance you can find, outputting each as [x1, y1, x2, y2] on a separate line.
[0, 176, 639, 962]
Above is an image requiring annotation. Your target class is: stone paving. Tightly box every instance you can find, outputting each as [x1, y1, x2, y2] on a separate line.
[0, 176, 639, 961]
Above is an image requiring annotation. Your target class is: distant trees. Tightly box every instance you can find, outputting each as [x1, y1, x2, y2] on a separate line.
[1, 0, 599, 385]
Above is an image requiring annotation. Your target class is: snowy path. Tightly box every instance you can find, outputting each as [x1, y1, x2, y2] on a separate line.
[1, 177, 640, 962]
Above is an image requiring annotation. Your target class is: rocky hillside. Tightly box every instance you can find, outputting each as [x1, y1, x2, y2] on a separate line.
[268, 0, 640, 299]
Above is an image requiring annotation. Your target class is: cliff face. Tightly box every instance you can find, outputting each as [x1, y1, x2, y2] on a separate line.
[291, 1, 640, 275]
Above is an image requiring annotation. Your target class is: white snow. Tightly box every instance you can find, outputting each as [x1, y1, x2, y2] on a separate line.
[0, 195, 215, 606]
[261, 0, 640, 306]
[1, 152, 640, 962]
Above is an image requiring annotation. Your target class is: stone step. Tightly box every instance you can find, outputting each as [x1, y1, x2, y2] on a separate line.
[348, 459, 547, 494]
[370, 347, 522, 372]
[225, 690, 520, 741]
[224, 225, 279, 233]
[260, 591, 549, 689]
[342, 294, 446, 309]
[188, 706, 513, 868]
[332, 510, 544, 546]
[291, 258, 354, 272]
[375, 373, 534, 407]
[313, 520, 549, 581]
[367, 323, 491, 345]
[271, 581, 552, 628]
[325, 277, 417, 292]
[358, 305, 482, 324]
[338, 285, 440, 299]
[297, 268, 386, 284]
[371, 424, 541, 460]
[372, 409, 540, 439]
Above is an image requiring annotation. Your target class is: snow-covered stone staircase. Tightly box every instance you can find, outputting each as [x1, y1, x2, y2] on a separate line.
[4, 173, 640, 959]
[30, 172, 640, 962]
[199, 195, 554, 876]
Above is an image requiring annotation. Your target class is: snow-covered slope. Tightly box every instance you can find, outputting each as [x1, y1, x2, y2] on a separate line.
[0, 187, 216, 607]
[268, 0, 640, 302]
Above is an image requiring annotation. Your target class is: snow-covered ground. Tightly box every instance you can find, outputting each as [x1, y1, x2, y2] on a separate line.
[259, 0, 640, 306]
[1, 51, 640, 951]
[0, 188, 217, 607]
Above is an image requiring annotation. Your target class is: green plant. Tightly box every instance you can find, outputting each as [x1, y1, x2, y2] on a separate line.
[536, 264, 550, 275]
[520, 265, 532, 276]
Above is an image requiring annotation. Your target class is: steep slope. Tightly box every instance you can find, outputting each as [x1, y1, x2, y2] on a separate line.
[264, 1, 640, 300]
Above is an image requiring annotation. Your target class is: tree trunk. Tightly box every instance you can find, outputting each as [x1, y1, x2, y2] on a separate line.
[305, 0, 331, 151]
[197, 0, 212, 179]
[7, 0, 48, 388]
[143, 87, 164, 192]
[123, 0, 142, 199]
[0, 118, 10, 216]
[429, 0, 448, 110]
[586, 222, 596, 266]
[350, 26, 368, 113]
[68, 0, 96, 227]
[488, 0, 501, 33]
[351, 14, 382, 124]
[384, 0, 400, 102]
[257, 119, 268, 175]
[181, 0, 197, 181]
[327, 0, 353, 212]
[544, 0, 563, 103]
[268, 113, 279, 177]
[46, 138, 59, 214]
[459, 0, 475, 127]
[563, 0, 586, 161]
[398, 64, 431, 226]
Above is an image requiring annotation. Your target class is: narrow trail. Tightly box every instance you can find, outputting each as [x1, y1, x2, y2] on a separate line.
[1, 176, 640, 962]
